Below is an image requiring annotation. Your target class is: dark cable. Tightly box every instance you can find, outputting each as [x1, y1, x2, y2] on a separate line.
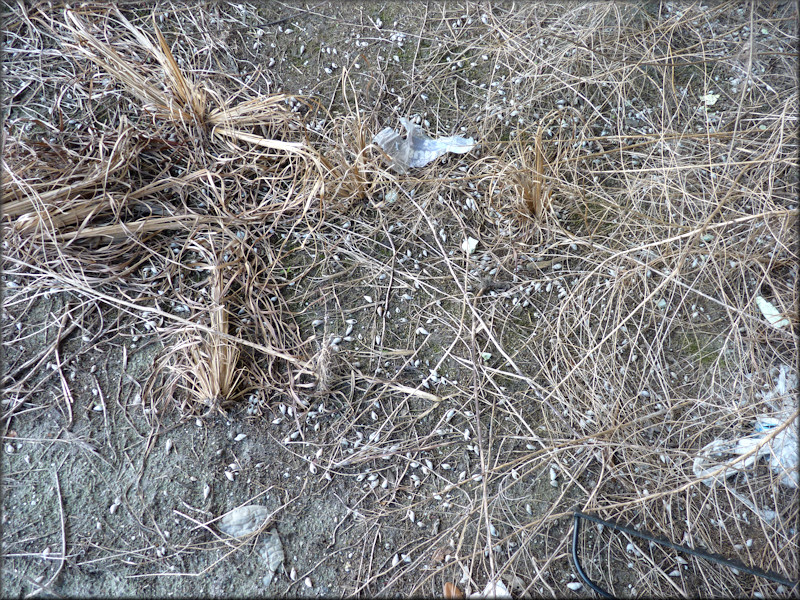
[571, 511, 799, 598]
[572, 513, 616, 598]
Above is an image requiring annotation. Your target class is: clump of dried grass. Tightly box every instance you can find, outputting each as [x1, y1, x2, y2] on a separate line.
[63, 8, 322, 168]
[149, 235, 242, 416]
[2, 5, 336, 418]
[307, 334, 338, 395]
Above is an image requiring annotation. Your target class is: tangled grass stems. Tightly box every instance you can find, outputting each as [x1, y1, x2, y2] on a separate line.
[2, 1, 797, 598]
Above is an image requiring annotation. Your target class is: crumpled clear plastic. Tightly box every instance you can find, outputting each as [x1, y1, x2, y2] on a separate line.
[693, 365, 798, 521]
[373, 118, 476, 174]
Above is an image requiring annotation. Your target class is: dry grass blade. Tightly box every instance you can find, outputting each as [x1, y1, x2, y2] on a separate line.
[57, 214, 215, 243]
[148, 12, 207, 122]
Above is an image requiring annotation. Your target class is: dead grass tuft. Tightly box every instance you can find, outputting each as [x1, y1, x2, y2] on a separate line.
[158, 235, 243, 416]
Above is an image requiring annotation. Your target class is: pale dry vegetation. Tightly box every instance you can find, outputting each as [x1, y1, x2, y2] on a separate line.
[2, 1, 797, 598]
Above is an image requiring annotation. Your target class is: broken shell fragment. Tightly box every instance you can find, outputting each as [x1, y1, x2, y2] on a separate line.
[462, 237, 479, 255]
[218, 506, 283, 588]
[567, 581, 583, 591]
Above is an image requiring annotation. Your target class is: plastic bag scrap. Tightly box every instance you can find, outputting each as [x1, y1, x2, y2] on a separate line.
[469, 579, 512, 599]
[373, 118, 476, 174]
[693, 365, 798, 522]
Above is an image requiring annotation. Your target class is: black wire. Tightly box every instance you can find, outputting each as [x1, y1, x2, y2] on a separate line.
[572, 513, 617, 598]
[571, 511, 800, 598]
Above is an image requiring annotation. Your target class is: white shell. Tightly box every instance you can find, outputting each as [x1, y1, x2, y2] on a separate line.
[566, 581, 583, 591]
[218, 505, 270, 537]
[475, 579, 512, 598]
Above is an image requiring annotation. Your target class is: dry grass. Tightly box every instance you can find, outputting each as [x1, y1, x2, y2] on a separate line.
[2, 1, 798, 598]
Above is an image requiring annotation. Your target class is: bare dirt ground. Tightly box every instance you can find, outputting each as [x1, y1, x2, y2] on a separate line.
[2, 1, 798, 598]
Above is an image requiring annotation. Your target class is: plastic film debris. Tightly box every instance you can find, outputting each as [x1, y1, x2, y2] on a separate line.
[693, 365, 798, 521]
[373, 118, 476, 174]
